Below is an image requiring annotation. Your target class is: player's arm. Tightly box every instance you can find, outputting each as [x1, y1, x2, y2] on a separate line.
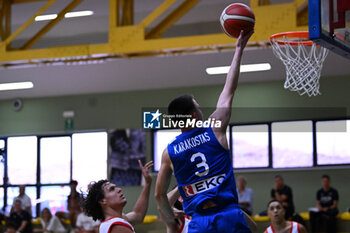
[155, 149, 178, 227]
[110, 225, 134, 233]
[299, 223, 308, 233]
[210, 30, 254, 131]
[123, 160, 153, 224]
[239, 201, 251, 207]
[167, 186, 180, 207]
[243, 211, 257, 231]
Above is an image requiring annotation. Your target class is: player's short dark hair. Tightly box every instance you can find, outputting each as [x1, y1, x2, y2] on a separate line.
[168, 94, 196, 124]
[267, 199, 283, 208]
[81, 180, 108, 221]
[168, 94, 196, 115]
[322, 174, 330, 180]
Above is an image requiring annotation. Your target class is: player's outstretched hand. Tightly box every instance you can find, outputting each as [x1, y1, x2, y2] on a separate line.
[236, 29, 254, 50]
[139, 160, 153, 184]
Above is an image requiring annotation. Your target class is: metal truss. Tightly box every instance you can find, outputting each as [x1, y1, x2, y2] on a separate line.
[0, 0, 308, 68]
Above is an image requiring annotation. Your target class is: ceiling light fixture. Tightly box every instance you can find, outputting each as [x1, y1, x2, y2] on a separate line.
[64, 10, 94, 18]
[35, 10, 94, 21]
[206, 63, 271, 75]
[35, 14, 57, 21]
[0, 82, 34, 91]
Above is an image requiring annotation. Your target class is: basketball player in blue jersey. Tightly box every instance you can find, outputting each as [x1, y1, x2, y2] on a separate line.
[155, 29, 254, 233]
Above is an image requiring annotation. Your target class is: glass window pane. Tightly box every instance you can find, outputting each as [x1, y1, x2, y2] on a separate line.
[72, 132, 107, 191]
[316, 120, 350, 165]
[232, 124, 269, 168]
[272, 121, 313, 168]
[0, 140, 4, 185]
[8, 136, 37, 184]
[153, 129, 181, 172]
[7, 186, 36, 215]
[40, 185, 71, 214]
[41, 137, 71, 183]
[0, 187, 3, 209]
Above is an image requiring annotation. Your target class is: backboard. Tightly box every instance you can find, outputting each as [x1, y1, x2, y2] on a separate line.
[309, 0, 350, 59]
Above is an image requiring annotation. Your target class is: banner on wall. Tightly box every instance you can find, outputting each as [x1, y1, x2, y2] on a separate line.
[109, 129, 146, 186]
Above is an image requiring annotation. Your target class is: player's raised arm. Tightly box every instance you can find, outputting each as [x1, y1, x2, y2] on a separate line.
[124, 160, 153, 224]
[242, 211, 257, 231]
[155, 149, 180, 231]
[167, 186, 180, 207]
[210, 30, 254, 131]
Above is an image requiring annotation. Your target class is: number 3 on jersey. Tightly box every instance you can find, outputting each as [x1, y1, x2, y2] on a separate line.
[191, 152, 209, 177]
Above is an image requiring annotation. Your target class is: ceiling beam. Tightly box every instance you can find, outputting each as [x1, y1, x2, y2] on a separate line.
[0, 0, 309, 68]
[1, 0, 56, 47]
[145, 0, 200, 39]
[21, 0, 83, 49]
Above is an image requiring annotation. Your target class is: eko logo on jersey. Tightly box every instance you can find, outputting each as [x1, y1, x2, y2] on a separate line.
[143, 109, 162, 129]
[182, 173, 226, 197]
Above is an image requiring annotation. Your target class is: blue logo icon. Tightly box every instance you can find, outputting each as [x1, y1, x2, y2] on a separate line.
[143, 109, 162, 129]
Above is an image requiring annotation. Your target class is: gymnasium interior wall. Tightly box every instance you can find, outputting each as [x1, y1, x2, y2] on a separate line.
[0, 75, 349, 215]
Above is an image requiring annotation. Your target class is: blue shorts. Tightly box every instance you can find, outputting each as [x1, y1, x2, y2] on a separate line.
[188, 204, 252, 233]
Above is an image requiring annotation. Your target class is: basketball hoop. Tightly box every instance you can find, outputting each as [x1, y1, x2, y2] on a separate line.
[269, 31, 328, 96]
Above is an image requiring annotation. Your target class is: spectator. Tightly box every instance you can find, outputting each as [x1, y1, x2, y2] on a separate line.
[265, 200, 307, 233]
[34, 208, 66, 233]
[237, 176, 253, 215]
[76, 211, 100, 233]
[9, 199, 32, 233]
[309, 175, 339, 233]
[271, 175, 295, 219]
[68, 180, 81, 228]
[11, 185, 32, 216]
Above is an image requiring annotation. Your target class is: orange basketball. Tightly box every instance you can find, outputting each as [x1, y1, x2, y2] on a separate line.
[220, 3, 255, 38]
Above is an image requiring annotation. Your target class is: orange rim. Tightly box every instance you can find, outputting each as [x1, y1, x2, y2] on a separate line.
[269, 31, 314, 46]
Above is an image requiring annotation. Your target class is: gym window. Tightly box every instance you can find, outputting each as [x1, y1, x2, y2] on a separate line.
[0, 131, 107, 216]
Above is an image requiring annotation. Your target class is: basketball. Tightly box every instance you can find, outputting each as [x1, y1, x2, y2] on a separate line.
[220, 3, 255, 38]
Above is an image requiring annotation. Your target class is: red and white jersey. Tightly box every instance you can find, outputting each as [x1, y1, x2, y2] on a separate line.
[178, 216, 191, 233]
[265, 221, 300, 233]
[100, 217, 135, 233]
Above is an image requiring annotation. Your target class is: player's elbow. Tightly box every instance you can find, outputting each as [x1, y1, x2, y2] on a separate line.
[154, 191, 162, 201]
[132, 213, 144, 224]
[154, 191, 166, 202]
[217, 93, 234, 109]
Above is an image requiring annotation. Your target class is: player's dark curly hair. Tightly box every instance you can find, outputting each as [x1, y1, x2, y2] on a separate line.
[267, 199, 283, 208]
[81, 179, 108, 221]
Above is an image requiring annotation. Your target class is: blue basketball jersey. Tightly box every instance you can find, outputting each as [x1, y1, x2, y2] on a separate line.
[167, 126, 238, 216]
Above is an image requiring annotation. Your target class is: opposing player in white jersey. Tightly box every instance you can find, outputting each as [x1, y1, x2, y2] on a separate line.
[265, 200, 307, 233]
[82, 160, 153, 233]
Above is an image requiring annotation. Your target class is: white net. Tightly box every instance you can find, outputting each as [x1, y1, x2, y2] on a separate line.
[270, 35, 328, 96]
